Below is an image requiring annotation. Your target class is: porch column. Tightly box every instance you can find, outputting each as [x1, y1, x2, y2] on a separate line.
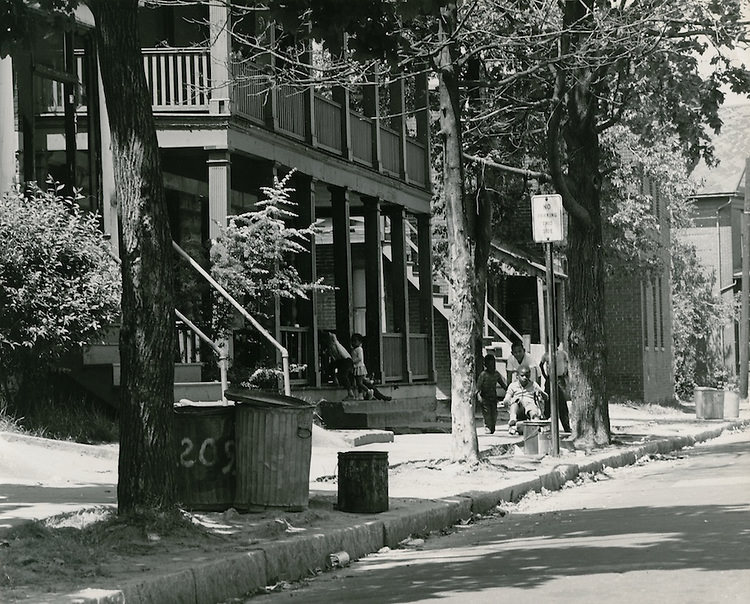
[0, 57, 17, 193]
[263, 26, 278, 130]
[207, 149, 231, 241]
[83, 36, 102, 217]
[363, 71, 382, 172]
[15, 50, 34, 184]
[363, 196, 384, 382]
[417, 213, 436, 381]
[63, 31, 77, 197]
[209, 0, 231, 114]
[98, 55, 118, 256]
[263, 162, 282, 346]
[294, 172, 321, 386]
[330, 185, 353, 349]
[333, 85, 352, 161]
[302, 38, 317, 147]
[414, 68, 432, 193]
[389, 78, 408, 180]
[386, 207, 412, 382]
[537, 276, 547, 348]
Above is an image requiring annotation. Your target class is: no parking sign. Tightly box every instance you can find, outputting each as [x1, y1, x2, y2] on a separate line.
[531, 194, 564, 243]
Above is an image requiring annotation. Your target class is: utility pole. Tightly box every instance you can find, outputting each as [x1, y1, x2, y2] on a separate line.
[741, 158, 750, 399]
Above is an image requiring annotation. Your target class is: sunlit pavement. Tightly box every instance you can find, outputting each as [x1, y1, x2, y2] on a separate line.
[249, 427, 750, 603]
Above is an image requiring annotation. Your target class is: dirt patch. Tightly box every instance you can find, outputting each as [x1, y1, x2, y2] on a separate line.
[0, 500, 346, 602]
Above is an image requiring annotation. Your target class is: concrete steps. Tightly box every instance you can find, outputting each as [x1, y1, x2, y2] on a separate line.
[317, 394, 437, 430]
[69, 329, 223, 407]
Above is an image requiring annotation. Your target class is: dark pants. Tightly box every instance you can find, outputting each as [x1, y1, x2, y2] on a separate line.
[333, 358, 355, 395]
[544, 380, 571, 432]
[480, 397, 498, 433]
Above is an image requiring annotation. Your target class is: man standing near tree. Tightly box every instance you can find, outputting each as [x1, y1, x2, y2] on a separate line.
[540, 338, 572, 433]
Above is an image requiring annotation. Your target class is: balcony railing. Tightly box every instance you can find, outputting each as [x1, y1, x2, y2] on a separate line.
[314, 95, 342, 152]
[35, 47, 428, 191]
[409, 333, 430, 380]
[142, 48, 210, 111]
[383, 333, 404, 382]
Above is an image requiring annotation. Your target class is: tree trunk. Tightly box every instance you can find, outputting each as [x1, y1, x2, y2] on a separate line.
[439, 3, 480, 463]
[89, 0, 177, 513]
[563, 93, 610, 448]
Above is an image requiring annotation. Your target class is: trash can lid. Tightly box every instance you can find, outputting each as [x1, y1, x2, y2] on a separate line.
[224, 387, 315, 408]
[174, 399, 234, 409]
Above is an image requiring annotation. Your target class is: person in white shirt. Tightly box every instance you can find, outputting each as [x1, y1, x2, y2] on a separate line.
[506, 340, 539, 384]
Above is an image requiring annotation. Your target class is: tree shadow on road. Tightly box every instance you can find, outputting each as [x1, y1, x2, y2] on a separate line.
[322, 500, 749, 602]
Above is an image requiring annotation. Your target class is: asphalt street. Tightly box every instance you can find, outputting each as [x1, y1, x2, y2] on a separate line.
[245, 426, 750, 604]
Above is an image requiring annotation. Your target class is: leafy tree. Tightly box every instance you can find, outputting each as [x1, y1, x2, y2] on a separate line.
[0, 183, 120, 410]
[672, 240, 733, 398]
[242, 0, 750, 452]
[210, 171, 327, 323]
[86, 0, 178, 514]
[454, 0, 750, 446]
[2, 0, 180, 513]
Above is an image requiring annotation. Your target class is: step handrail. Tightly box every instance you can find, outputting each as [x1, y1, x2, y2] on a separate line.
[172, 241, 291, 396]
[486, 300, 523, 342]
[108, 249, 231, 403]
[175, 309, 229, 405]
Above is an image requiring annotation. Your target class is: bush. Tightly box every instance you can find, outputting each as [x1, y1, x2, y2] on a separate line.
[0, 182, 121, 412]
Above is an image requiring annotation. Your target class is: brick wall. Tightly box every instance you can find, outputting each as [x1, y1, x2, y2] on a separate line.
[604, 272, 645, 399]
[605, 174, 675, 403]
[434, 309, 451, 398]
[315, 245, 336, 331]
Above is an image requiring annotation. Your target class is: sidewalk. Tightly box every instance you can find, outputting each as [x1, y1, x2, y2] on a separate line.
[1, 402, 748, 603]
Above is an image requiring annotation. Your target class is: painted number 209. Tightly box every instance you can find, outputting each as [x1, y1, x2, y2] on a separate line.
[179, 437, 235, 475]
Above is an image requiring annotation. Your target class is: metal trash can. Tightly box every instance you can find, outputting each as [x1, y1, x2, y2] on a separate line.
[521, 420, 552, 456]
[695, 387, 723, 419]
[723, 390, 740, 419]
[227, 389, 315, 512]
[174, 402, 235, 511]
[337, 451, 389, 513]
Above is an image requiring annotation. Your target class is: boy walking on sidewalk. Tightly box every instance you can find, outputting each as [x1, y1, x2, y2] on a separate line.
[477, 354, 507, 434]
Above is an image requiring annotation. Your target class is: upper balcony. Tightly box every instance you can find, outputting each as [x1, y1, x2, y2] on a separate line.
[37, 47, 430, 192]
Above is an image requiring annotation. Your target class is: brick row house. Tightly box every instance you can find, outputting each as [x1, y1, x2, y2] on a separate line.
[604, 174, 674, 404]
[1, 2, 439, 424]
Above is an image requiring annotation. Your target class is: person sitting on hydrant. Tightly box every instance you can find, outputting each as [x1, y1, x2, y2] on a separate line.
[502, 365, 547, 435]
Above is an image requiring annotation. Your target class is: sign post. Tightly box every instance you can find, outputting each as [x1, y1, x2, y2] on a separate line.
[531, 194, 564, 457]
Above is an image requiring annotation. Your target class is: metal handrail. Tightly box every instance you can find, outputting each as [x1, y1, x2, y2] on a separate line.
[108, 248, 230, 403]
[172, 241, 291, 396]
[486, 301, 523, 342]
[174, 309, 229, 405]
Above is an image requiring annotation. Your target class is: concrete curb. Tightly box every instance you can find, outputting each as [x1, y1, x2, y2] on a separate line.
[61, 418, 749, 604]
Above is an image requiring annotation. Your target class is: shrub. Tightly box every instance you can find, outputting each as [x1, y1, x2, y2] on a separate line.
[0, 182, 121, 412]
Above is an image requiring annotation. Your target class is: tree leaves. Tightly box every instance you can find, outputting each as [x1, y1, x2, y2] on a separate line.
[0, 182, 121, 365]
